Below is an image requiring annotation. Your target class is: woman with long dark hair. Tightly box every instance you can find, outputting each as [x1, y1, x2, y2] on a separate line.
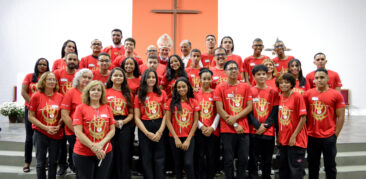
[160, 55, 188, 98]
[28, 72, 63, 179]
[288, 59, 309, 95]
[21, 58, 50, 173]
[166, 77, 199, 179]
[106, 67, 134, 179]
[52, 40, 78, 71]
[121, 57, 141, 95]
[135, 68, 168, 179]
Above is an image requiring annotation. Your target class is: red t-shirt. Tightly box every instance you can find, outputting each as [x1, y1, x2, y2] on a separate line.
[160, 77, 178, 98]
[60, 88, 82, 135]
[243, 55, 270, 84]
[211, 54, 244, 72]
[186, 67, 201, 92]
[252, 78, 278, 92]
[292, 80, 310, 95]
[79, 55, 99, 71]
[250, 86, 278, 136]
[165, 98, 200, 137]
[92, 70, 110, 86]
[214, 82, 252, 134]
[306, 69, 342, 89]
[52, 58, 66, 72]
[272, 56, 295, 74]
[201, 53, 214, 68]
[22, 73, 39, 106]
[134, 90, 168, 120]
[195, 90, 219, 136]
[127, 77, 141, 95]
[102, 45, 125, 62]
[54, 69, 76, 95]
[304, 88, 345, 138]
[73, 104, 115, 156]
[210, 67, 242, 89]
[139, 64, 167, 78]
[112, 55, 143, 69]
[28, 92, 64, 140]
[278, 92, 307, 148]
[106, 88, 131, 116]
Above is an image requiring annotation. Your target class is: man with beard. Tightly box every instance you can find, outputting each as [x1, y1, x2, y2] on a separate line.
[243, 38, 270, 85]
[54, 52, 78, 176]
[157, 33, 173, 65]
[201, 35, 217, 68]
[102, 29, 125, 62]
[112, 37, 143, 68]
[79, 39, 104, 70]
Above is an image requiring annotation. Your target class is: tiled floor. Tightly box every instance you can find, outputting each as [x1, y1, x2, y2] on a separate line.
[1, 115, 365, 143]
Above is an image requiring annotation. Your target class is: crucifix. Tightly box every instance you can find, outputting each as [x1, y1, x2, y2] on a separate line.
[152, 0, 200, 54]
[264, 37, 292, 55]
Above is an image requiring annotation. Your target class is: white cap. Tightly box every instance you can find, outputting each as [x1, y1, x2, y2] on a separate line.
[157, 33, 173, 49]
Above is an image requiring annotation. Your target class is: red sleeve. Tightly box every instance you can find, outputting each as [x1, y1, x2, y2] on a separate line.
[243, 57, 249, 73]
[136, 57, 143, 65]
[79, 57, 87, 69]
[162, 91, 168, 109]
[335, 92, 346, 109]
[306, 73, 313, 88]
[73, 105, 84, 125]
[112, 56, 122, 69]
[305, 80, 310, 91]
[193, 99, 200, 112]
[213, 85, 223, 101]
[134, 95, 141, 109]
[238, 56, 244, 72]
[107, 106, 116, 125]
[165, 99, 172, 111]
[60, 91, 72, 111]
[28, 93, 40, 112]
[298, 94, 307, 116]
[334, 73, 342, 87]
[22, 73, 33, 85]
[52, 60, 58, 71]
[273, 89, 279, 106]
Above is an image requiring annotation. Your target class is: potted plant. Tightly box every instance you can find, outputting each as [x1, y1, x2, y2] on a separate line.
[0, 102, 25, 123]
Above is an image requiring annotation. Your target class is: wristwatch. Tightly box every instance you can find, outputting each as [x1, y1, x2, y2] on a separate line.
[233, 123, 238, 128]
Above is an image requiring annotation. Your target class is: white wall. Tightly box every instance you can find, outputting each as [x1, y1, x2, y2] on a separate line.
[1, 0, 366, 115]
[219, 0, 366, 115]
[0, 0, 132, 105]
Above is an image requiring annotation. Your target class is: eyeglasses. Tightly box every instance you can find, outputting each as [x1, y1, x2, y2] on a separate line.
[275, 45, 285, 49]
[226, 67, 238, 71]
[215, 53, 226, 57]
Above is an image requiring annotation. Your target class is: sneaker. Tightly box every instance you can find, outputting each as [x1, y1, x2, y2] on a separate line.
[56, 166, 67, 176]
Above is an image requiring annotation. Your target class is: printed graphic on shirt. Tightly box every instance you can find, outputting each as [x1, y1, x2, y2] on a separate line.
[30, 83, 37, 94]
[279, 105, 292, 126]
[41, 104, 59, 125]
[145, 100, 161, 119]
[200, 99, 213, 122]
[87, 115, 109, 140]
[292, 88, 305, 95]
[175, 108, 192, 128]
[311, 100, 328, 121]
[254, 98, 269, 118]
[227, 94, 244, 114]
[60, 80, 73, 94]
[108, 97, 127, 116]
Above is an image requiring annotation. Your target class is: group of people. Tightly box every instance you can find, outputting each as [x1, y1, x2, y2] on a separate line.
[21, 28, 345, 179]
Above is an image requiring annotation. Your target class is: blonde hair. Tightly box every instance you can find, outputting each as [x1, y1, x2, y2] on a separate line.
[82, 80, 107, 105]
[36, 72, 59, 93]
[262, 58, 278, 77]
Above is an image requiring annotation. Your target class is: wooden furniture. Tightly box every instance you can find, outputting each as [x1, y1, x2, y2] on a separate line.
[340, 89, 350, 118]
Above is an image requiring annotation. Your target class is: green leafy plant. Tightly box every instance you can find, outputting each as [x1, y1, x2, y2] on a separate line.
[0, 102, 25, 118]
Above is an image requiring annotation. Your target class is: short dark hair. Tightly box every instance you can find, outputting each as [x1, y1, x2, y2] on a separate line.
[191, 48, 201, 54]
[98, 52, 110, 59]
[199, 68, 213, 77]
[252, 64, 268, 76]
[206, 34, 216, 41]
[253, 38, 263, 43]
[220, 36, 234, 52]
[124, 37, 136, 47]
[276, 73, 296, 89]
[224, 60, 238, 70]
[65, 52, 78, 59]
[111, 28, 122, 35]
[315, 68, 328, 75]
[314, 52, 326, 59]
[214, 47, 227, 55]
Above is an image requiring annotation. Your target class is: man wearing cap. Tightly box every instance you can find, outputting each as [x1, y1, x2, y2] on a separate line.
[157, 33, 173, 65]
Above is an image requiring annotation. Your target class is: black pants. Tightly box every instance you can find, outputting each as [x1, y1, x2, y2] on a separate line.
[73, 152, 113, 179]
[111, 122, 132, 179]
[169, 137, 195, 179]
[163, 129, 174, 172]
[248, 135, 275, 179]
[279, 145, 306, 179]
[221, 133, 249, 179]
[65, 135, 76, 170]
[307, 135, 337, 179]
[195, 131, 219, 179]
[57, 127, 68, 169]
[138, 118, 165, 179]
[33, 130, 61, 179]
[24, 107, 34, 164]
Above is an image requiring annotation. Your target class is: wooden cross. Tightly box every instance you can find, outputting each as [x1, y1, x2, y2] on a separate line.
[264, 38, 292, 55]
[152, 0, 200, 54]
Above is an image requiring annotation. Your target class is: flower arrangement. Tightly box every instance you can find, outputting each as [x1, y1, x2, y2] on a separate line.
[0, 102, 25, 122]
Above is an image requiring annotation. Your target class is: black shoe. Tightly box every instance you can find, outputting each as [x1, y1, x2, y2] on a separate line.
[57, 166, 67, 176]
